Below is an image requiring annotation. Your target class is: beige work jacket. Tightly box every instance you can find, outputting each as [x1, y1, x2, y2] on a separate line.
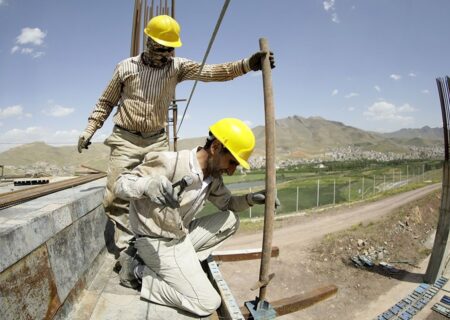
[115, 148, 250, 239]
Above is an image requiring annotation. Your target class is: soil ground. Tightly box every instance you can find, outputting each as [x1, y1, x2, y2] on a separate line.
[218, 183, 443, 319]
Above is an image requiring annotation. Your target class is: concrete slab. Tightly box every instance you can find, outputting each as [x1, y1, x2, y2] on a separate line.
[0, 244, 61, 320]
[71, 250, 214, 320]
[89, 293, 211, 320]
[0, 178, 105, 272]
[46, 205, 107, 302]
[53, 249, 110, 320]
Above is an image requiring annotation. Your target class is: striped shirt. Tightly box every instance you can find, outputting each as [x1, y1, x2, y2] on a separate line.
[85, 54, 251, 135]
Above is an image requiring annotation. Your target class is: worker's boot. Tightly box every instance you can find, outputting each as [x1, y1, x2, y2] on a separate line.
[118, 239, 142, 289]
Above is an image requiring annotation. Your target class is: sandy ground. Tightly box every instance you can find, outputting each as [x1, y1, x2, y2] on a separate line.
[218, 183, 442, 319]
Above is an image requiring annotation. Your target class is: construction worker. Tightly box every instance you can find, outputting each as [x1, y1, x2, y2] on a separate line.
[114, 118, 280, 316]
[77, 15, 275, 252]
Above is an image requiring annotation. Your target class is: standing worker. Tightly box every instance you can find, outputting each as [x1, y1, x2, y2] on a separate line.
[77, 15, 275, 253]
[114, 118, 280, 316]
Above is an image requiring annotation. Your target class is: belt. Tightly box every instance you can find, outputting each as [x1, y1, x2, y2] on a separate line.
[115, 125, 165, 138]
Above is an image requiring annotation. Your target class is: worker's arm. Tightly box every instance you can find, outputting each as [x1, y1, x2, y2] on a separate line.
[78, 64, 122, 152]
[115, 173, 179, 208]
[176, 51, 275, 83]
[207, 178, 251, 212]
[208, 179, 280, 212]
[114, 153, 179, 208]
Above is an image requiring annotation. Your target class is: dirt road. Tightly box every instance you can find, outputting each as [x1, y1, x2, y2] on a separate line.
[218, 183, 441, 319]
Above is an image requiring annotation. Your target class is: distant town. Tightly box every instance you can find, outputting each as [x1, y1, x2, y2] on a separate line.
[249, 145, 444, 169]
[0, 145, 444, 178]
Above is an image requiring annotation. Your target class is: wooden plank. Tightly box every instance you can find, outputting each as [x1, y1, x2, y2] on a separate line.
[240, 284, 338, 318]
[212, 247, 279, 262]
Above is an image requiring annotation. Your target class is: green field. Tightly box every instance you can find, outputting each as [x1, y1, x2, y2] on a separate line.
[197, 159, 443, 218]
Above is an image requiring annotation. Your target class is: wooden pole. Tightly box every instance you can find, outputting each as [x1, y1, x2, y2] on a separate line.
[258, 38, 276, 301]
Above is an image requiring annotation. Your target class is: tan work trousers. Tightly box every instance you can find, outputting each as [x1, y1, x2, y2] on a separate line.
[103, 126, 168, 251]
[135, 210, 240, 317]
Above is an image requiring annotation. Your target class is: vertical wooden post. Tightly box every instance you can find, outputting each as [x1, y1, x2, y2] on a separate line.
[258, 38, 276, 301]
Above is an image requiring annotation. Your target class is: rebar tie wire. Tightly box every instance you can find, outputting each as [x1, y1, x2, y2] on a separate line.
[176, 0, 231, 135]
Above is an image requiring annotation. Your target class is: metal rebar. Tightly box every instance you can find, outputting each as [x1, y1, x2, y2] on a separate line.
[258, 37, 276, 301]
[0, 173, 106, 209]
[177, 0, 231, 135]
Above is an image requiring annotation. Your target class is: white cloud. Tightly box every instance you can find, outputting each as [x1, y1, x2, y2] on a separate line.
[42, 105, 75, 117]
[345, 92, 359, 98]
[390, 74, 402, 81]
[21, 48, 33, 54]
[374, 85, 381, 92]
[364, 101, 415, 125]
[331, 13, 340, 23]
[1, 127, 46, 142]
[422, 89, 430, 94]
[16, 27, 46, 45]
[323, 0, 335, 11]
[0, 105, 24, 119]
[11, 27, 46, 58]
[0, 127, 79, 147]
[348, 106, 355, 111]
[331, 89, 338, 96]
[323, 0, 340, 23]
[408, 72, 416, 77]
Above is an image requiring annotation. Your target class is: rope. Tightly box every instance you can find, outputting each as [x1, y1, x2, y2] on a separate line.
[176, 0, 231, 135]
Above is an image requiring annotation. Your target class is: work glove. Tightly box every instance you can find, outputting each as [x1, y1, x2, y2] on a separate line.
[77, 131, 93, 153]
[143, 175, 180, 209]
[248, 51, 275, 71]
[247, 190, 281, 208]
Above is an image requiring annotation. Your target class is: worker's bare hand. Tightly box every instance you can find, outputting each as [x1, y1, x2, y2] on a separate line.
[248, 51, 275, 71]
[77, 131, 93, 153]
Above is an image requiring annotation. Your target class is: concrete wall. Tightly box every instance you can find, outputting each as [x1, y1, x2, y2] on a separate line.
[0, 179, 107, 320]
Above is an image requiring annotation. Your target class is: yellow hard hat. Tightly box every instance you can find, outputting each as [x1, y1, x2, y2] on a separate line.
[144, 15, 182, 48]
[210, 118, 255, 169]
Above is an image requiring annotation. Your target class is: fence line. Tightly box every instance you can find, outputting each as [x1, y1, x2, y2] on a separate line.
[242, 164, 439, 219]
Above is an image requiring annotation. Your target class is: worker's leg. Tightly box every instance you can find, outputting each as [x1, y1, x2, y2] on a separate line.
[135, 236, 221, 316]
[103, 126, 168, 254]
[188, 210, 240, 261]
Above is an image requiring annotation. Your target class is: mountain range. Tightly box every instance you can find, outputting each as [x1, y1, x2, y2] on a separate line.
[0, 115, 443, 173]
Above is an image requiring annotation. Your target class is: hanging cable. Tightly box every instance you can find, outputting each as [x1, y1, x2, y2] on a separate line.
[176, 0, 231, 135]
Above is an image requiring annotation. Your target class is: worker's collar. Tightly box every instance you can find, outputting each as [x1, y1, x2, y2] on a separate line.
[191, 147, 204, 180]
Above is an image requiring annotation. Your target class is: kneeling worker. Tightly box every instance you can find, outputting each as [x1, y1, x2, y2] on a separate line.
[114, 118, 279, 316]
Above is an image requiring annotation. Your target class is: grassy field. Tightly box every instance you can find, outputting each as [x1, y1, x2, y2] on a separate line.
[197, 159, 443, 218]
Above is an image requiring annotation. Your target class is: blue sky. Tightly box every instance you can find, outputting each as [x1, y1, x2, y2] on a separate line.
[0, 0, 449, 152]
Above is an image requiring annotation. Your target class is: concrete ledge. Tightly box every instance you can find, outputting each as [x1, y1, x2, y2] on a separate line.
[0, 179, 105, 272]
[0, 178, 107, 319]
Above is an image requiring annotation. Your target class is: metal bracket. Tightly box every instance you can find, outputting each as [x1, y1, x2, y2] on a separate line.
[250, 273, 275, 291]
[245, 297, 277, 320]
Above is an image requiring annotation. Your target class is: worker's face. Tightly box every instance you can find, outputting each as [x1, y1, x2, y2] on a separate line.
[208, 143, 240, 178]
[143, 38, 174, 68]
